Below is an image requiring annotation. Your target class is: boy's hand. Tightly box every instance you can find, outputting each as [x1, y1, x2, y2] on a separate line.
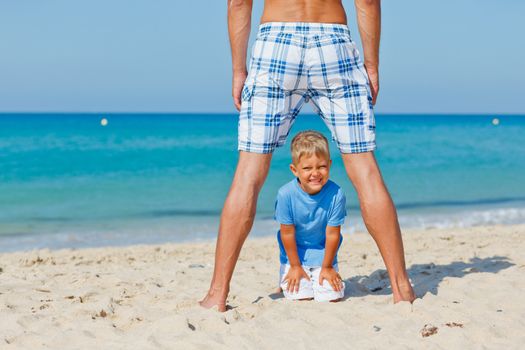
[283, 266, 310, 293]
[319, 267, 344, 292]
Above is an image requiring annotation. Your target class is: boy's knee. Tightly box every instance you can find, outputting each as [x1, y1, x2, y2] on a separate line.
[313, 280, 346, 302]
[281, 281, 315, 300]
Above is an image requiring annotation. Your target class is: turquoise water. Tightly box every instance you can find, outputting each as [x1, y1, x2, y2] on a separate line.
[1, 113, 524, 252]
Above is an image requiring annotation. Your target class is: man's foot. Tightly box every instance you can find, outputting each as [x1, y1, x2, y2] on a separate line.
[199, 291, 227, 312]
[393, 282, 416, 303]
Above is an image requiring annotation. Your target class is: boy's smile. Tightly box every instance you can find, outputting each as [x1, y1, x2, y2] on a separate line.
[290, 153, 332, 195]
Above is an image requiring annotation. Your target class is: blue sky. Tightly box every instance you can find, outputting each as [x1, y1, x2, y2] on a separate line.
[0, 0, 523, 114]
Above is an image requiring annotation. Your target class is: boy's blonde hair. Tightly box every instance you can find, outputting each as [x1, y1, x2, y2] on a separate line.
[291, 130, 330, 164]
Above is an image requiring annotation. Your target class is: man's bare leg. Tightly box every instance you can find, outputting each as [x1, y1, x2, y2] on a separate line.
[342, 152, 416, 303]
[200, 151, 273, 311]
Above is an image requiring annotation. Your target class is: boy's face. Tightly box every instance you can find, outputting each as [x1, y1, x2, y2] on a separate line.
[290, 153, 331, 195]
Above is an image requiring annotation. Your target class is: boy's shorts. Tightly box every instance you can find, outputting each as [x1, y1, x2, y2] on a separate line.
[279, 264, 345, 302]
[238, 22, 376, 154]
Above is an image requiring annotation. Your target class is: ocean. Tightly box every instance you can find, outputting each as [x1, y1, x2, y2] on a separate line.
[1, 113, 524, 252]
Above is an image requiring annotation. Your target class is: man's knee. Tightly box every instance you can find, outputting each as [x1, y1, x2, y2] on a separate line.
[233, 151, 273, 190]
[342, 152, 390, 209]
[342, 152, 381, 184]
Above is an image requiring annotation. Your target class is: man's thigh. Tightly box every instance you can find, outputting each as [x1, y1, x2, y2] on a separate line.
[238, 91, 304, 154]
[238, 27, 308, 154]
[307, 33, 376, 154]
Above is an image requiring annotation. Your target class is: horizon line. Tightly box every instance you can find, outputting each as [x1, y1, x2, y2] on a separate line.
[0, 112, 523, 117]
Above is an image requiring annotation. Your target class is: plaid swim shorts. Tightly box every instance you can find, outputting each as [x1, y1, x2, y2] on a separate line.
[238, 22, 376, 154]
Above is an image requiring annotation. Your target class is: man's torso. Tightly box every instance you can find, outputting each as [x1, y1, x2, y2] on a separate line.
[261, 0, 347, 24]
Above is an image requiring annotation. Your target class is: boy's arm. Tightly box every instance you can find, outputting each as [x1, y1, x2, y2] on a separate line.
[280, 224, 310, 293]
[280, 224, 301, 266]
[320, 225, 343, 292]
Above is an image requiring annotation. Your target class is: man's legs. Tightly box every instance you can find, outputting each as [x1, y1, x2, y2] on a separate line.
[200, 151, 273, 311]
[341, 152, 416, 303]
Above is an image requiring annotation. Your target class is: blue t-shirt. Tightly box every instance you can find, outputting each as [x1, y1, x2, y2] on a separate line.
[274, 178, 347, 267]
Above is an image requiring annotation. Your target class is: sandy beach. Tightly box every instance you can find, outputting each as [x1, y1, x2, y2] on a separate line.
[1, 224, 524, 349]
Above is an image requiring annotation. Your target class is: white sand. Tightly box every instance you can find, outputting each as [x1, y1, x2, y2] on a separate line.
[1, 225, 524, 349]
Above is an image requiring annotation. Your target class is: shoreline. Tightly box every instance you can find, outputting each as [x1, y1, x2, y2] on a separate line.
[2, 203, 525, 254]
[1, 224, 524, 348]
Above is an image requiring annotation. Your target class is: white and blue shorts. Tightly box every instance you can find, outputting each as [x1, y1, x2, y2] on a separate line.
[238, 22, 376, 154]
[279, 264, 345, 302]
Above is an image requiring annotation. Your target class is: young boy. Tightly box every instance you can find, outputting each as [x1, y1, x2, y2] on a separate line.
[275, 130, 346, 302]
